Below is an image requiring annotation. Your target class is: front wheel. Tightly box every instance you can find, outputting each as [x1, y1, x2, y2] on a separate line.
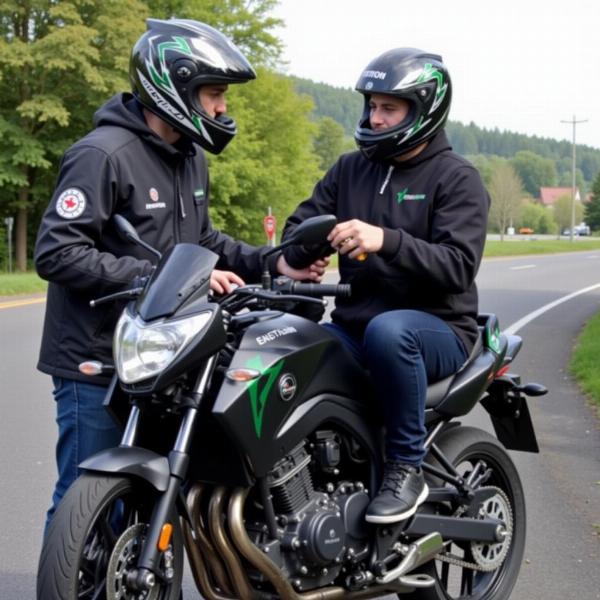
[37, 474, 183, 600]
[404, 427, 526, 600]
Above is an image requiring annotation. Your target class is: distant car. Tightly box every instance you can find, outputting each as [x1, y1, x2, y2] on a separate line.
[518, 227, 534, 234]
[563, 225, 591, 236]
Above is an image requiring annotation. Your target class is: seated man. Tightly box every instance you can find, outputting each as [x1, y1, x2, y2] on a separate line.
[282, 48, 489, 523]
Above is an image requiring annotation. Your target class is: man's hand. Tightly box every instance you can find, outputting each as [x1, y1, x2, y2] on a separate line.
[328, 219, 384, 259]
[276, 254, 330, 282]
[210, 269, 245, 294]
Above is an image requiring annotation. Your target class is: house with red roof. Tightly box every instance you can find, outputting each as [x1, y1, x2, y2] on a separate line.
[538, 187, 581, 206]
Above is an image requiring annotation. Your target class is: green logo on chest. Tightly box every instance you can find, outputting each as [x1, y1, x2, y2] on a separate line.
[397, 188, 427, 204]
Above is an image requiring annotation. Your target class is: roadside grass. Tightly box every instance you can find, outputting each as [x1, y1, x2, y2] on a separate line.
[570, 310, 600, 418]
[1, 239, 600, 296]
[0, 272, 47, 296]
[484, 239, 600, 257]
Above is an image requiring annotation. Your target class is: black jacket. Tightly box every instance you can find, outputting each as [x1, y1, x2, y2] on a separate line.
[283, 132, 490, 353]
[35, 93, 268, 384]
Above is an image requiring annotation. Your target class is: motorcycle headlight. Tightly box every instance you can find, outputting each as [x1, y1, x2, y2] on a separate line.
[113, 309, 212, 384]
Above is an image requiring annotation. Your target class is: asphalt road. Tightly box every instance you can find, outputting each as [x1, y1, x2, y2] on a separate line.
[1, 250, 599, 599]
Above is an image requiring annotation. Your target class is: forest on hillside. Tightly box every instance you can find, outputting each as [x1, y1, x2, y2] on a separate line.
[291, 76, 600, 195]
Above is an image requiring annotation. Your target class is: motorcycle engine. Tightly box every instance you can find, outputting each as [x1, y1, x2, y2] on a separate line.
[246, 432, 371, 592]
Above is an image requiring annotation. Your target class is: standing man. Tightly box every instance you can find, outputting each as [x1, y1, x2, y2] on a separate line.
[282, 48, 489, 524]
[35, 18, 323, 528]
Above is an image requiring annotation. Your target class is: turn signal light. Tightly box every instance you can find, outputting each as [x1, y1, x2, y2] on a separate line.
[158, 523, 173, 552]
[225, 368, 261, 382]
[78, 361, 104, 376]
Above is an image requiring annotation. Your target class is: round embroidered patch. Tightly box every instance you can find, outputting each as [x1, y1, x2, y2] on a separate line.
[149, 187, 160, 202]
[56, 188, 86, 219]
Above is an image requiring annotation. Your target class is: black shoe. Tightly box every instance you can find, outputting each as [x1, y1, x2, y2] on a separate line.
[365, 461, 429, 524]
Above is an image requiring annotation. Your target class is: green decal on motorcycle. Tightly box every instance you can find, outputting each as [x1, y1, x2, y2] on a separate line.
[245, 356, 285, 438]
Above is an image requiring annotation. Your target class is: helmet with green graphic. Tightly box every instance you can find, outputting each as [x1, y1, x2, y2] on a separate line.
[130, 18, 256, 154]
[354, 48, 451, 161]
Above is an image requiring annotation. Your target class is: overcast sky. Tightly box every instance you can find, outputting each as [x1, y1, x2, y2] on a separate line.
[272, 0, 600, 149]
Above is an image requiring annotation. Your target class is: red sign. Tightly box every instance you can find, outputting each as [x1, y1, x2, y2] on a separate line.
[263, 214, 276, 240]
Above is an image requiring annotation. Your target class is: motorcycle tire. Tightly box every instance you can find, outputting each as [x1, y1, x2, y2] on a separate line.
[37, 474, 183, 600]
[401, 426, 526, 600]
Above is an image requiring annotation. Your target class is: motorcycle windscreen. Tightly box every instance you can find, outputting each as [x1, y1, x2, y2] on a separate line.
[136, 243, 218, 321]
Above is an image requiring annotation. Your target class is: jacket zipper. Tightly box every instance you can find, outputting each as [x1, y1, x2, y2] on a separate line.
[174, 163, 184, 242]
[379, 165, 394, 194]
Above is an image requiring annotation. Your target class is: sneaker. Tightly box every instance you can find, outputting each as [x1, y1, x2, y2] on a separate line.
[365, 461, 429, 524]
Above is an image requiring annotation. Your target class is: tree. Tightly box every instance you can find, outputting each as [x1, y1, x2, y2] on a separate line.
[553, 194, 584, 234]
[206, 67, 322, 245]
[585, 171, 600, 231]
[518, 201, 556, 234]
[558, 167, 586, 196]
[147, 0, 282, 67]
[488, 161, 524, 240]
[510, 150, 557, 197]
[313, 117, 347, 171]
[0, 0, 148, 270]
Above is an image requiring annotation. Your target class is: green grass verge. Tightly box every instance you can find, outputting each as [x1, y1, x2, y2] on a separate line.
[0, 272, 47, 296]
[570, 310, 600, 418]
[484, 239, 600, 257]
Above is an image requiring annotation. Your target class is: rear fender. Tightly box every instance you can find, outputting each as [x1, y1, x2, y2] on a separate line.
[79, 446, 170, 491]
[481, 377, 539, 453]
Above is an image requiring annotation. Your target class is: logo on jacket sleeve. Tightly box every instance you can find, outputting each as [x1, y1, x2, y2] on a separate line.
[56, 188, 86, 219]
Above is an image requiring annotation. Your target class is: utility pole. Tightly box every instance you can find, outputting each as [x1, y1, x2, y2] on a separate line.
[560, 115, 588, 242]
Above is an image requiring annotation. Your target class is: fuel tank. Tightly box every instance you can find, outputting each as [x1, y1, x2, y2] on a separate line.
[212, 312, 375, 477]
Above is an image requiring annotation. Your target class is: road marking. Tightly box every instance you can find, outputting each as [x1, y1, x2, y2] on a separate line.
[510, 264, 536, 271]
[506, 282, 600, 335]
[0, 297, 46, 310]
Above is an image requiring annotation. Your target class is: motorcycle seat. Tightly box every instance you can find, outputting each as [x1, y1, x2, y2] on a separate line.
[425, 333, 484, 408]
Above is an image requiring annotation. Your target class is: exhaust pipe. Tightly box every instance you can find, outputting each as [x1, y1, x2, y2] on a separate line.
[209, 486, 256, 599]
[227, 488, 433, 600]
[183, 484, 236, 599]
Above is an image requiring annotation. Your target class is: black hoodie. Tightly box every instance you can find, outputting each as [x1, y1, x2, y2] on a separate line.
[35, 93, 268, 384]
[283, 132, 490, 353]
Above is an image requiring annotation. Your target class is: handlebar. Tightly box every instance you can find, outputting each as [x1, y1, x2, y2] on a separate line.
[272, 277, 351, 298]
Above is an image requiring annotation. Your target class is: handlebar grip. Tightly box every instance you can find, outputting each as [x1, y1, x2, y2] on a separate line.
[291, 282, 351, 298]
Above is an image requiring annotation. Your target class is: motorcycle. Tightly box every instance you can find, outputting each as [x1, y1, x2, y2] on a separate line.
[37, 214, 546, 600]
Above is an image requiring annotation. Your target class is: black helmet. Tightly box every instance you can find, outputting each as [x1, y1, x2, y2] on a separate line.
[354, 48, 451, 161]
[130, 18, 256, 154]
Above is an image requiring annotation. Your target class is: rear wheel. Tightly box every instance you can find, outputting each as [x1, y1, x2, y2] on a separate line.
[403, 427, 526, 600]
[37, 474, 183, 600]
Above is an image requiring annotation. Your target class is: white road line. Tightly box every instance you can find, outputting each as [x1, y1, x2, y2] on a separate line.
[505, 282, 600, 335]
[510, 264, 536, 271]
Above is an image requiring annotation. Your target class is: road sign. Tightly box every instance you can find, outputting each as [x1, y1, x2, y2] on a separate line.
[263, 214, 276, 246]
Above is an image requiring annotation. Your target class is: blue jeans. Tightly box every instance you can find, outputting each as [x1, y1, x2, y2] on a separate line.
[45, 377, 122, 530]
[325, 310, 468, 465]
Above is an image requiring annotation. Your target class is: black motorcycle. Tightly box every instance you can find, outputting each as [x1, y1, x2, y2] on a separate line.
[37, 214, 546, 600]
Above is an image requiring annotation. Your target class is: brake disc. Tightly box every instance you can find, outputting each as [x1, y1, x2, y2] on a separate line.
[106, 523, 159, 600]
[469, 486, 513, 571]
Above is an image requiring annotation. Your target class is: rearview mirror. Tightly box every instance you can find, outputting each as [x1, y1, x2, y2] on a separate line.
[284, 214, 337, 247]
[113, 214, 140, 243]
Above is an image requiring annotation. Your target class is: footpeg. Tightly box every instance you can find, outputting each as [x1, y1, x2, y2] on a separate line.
[398, 573, 436, 588]
[376, 532, 443, 584]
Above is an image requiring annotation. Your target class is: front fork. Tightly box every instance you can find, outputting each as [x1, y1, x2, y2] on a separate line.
[124, 355, 217, 591]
